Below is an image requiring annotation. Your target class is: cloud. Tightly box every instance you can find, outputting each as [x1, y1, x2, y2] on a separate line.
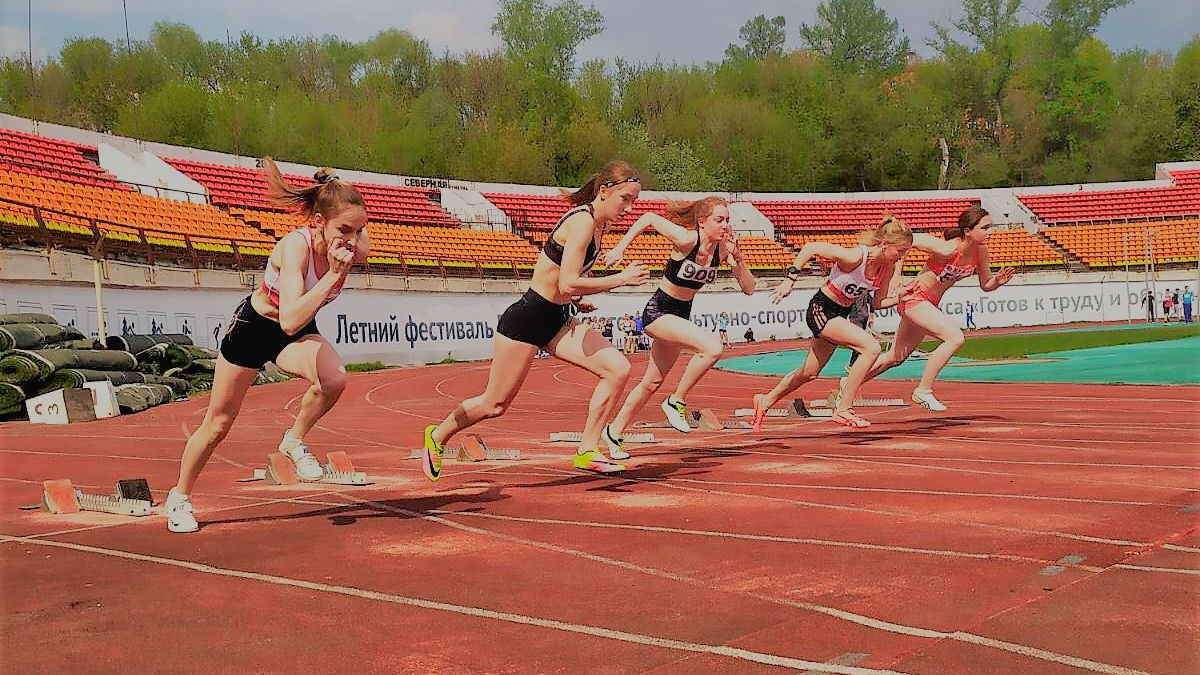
[0, 23, 33, 60]
[407, 5, 499, 55]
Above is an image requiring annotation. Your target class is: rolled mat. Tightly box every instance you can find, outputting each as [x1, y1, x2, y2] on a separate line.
[50, 338, 103, 350]
[105, 333, 193, 352]
[115, 383, 174, 413]
[0, 323, 86, 351]
[139, 374, 190, 397]
[0, 313, 57, 325]
[0, 381, 25, 416]
[134, 343, 193, 373]
[33, 369, 146, 396]
[0, 349, 139, 384]
[184, 358, 216, 373]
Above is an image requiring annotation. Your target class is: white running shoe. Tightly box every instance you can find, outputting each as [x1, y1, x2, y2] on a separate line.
[911, 388, 947, 412]
[603, 425, 630, 461]
[279, 435, 325, 481]
[660, 397, 691, 433]
[165, 489, 198, 533]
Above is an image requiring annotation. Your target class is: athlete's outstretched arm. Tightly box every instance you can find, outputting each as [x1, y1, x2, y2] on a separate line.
[603, 212, 694, 266]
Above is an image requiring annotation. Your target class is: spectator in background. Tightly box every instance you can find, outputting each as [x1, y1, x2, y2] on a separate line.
[1163, 290, 1172, 323]
[1171, 289, 1181, 321]
[744, 326, 756, 342]
[965, 302, 977, 330]
[1142, 289, 1156, 323]
[1183, 286, 1194, 323]
[717, 312, 732, 348]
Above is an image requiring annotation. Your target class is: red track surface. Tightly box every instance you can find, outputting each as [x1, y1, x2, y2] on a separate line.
[2, 335, 1197, 674]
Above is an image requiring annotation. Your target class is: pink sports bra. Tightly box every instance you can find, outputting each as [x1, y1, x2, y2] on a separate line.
[925, 242, 977, 284]
[260, 228, 346, 307]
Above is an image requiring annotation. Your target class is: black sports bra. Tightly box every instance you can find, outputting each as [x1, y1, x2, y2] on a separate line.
[542, 204, 602, 273]
[663, 232, 721, 290]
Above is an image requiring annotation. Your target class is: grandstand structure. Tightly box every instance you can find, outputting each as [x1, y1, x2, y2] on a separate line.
[1, 117, 1197, 280]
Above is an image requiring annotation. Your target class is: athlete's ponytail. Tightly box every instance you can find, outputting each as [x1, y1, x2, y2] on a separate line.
[567, 160, 640, 206]
[860, 214, 913, 247]
[262, 156, 365, 219]
[945, 205, 988, 240]
[665, 196, 728, 227]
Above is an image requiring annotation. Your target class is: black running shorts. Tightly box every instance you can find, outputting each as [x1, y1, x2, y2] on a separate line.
[496, 288, 573, 348]
[806, 290, 853, 338]
[219, 296, 319, 370]
[641, 288, 693, 328]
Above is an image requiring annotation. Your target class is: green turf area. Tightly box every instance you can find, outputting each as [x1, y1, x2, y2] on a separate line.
[719, 332, 1200, 385]
[918, 324, 1200, 360]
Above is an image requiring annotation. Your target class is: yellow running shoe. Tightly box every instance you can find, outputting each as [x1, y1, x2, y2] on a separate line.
[422, 424, 445, 481]
[573, 449, 625, 474]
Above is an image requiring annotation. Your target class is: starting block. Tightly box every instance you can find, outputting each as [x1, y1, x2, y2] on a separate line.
[689, 408, 751, 431]
[733, 407, 793, 418]
[256, 451, 371, 486]
[408, 435, 522, 462]
[549, 431, 655, 443]
[39, 478, 153, 516]
[808, 397, 906, 409]
[792, 399, 833, 418]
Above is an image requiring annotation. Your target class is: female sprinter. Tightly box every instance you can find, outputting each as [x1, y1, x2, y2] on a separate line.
[858, 205, 1014, 411]
[420, 161, 650, 477]
[165, 160, 369, 533]
[751, 216, 911, 430]
[599, 197, 756, 459]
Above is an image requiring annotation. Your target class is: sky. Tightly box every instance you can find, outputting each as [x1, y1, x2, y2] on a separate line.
[0, 0, 1196, 65]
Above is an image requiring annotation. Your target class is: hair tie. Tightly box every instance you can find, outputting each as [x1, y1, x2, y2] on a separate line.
[315, 172, 339, 185]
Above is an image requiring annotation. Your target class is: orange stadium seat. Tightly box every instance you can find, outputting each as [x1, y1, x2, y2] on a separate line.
[0, 128, 133, 192]
[166, 158, 461, 227]
[1018, 170, 1200, 224]
[1041, 220, 1199, 268]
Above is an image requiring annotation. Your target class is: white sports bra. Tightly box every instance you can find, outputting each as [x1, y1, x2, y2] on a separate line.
[823, 246, 882, 304]
[260, 228, 345, 307]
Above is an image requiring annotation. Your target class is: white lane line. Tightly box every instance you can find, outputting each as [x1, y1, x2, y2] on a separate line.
[0, 534, 915, 675]
[329, 493, 1155, 675]
[651, 476, 1159, 506]
[817, 455, 1200, 471]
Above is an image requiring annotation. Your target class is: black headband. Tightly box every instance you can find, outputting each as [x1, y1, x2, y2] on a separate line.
[600, 176, 640, 188]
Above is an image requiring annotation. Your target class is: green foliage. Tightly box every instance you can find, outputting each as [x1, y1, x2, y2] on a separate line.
[726, 15, 787, 61]
[0, 1, 1193, 193]
[799, 0, 911, 74]
[345, 361, 387, 372]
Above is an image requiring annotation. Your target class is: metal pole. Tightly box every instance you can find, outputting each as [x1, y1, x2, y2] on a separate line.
[1124, 233, 1131, 324]
[93, 259, 107, 342]
[123, 0, 131, 53]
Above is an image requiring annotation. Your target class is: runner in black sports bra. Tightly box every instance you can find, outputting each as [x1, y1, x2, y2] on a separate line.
[421, 163, 651, 478]
[597, 197, 757, 459]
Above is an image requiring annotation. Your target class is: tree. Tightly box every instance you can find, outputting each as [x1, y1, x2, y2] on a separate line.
[799, 0, 910, 74]
[930, 0, 1023, 139]
[491, 0, 604, 81]
[1042, 0, 1133, 56]
[725, 15, 787, 61]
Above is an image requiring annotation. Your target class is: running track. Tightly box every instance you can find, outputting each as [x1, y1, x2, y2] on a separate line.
[2, 337, 1197, 674]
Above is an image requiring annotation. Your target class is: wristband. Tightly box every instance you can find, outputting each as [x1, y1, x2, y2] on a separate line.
[786, 266, 803, 281]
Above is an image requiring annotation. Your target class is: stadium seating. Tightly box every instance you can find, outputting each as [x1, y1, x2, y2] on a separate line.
[166, 158, 460, 226]
[0, 128, 132, 191]
[483, 192, 667, 232]
[755, 197, 979, 233]
[0, 169, 275, 256]
[784, 228, 1065, 273]
[1041, 220, 1200, 268]
[1018, 170, 1200, 224]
